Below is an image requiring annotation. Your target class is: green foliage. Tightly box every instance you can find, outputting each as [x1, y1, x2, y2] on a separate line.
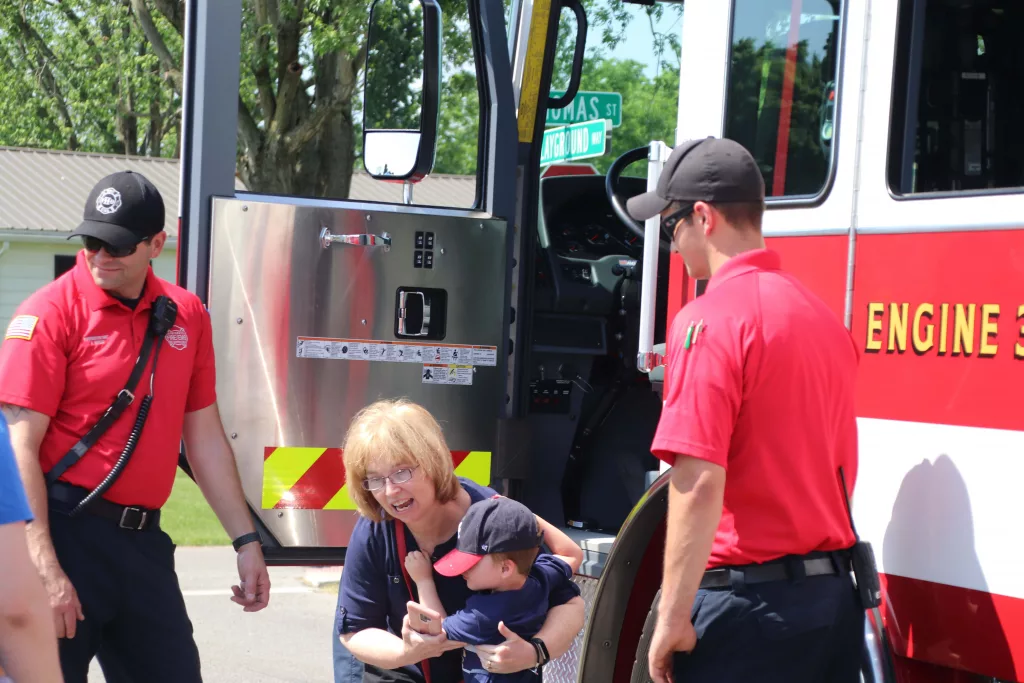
[162, 470, 230, 547]
[725, 37, 834, 197]
[0, 0, 182, 156]
[363, 0, 425, 131]
[0, 0, 689, 194]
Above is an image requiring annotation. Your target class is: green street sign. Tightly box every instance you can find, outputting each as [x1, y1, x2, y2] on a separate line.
[540, 120, 608, 166]
[546, 91, 622, 128]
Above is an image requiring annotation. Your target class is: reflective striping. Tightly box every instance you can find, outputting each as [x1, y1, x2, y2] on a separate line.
[517, 0, 553, 142]
[323, 483, 356, 510]
[261, 447, 493, 510]
[453, 451, 491, 486]
[261, 447, 326, 509]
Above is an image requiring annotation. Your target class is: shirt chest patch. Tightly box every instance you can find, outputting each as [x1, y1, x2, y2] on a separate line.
[83, 334, 109, 346]
[166, 325, 188, 351]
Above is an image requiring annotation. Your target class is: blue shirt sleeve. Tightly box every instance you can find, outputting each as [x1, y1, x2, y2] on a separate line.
[0, 417, 31, 526]
[536, 554, 581, 607]
[336, 517, 389, 635]
[442, 598, 500, 645]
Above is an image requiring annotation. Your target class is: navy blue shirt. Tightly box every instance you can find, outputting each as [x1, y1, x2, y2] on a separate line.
[443, 554, 580, 683]
[0, 416, 32, 526]
[337, 479, 580, 683]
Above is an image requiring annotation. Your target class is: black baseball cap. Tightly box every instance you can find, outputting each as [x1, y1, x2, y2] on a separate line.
[434, 497, 542, 577]
[68, 170, 166, 249]
[626, 137, 765, 222]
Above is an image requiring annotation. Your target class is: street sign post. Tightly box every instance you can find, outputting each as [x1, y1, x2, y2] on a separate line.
[540, 120, 608, 166]
[546, 91, 622, 128]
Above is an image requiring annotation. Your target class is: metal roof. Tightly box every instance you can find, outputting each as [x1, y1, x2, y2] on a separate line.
[0, 146, 478, 239]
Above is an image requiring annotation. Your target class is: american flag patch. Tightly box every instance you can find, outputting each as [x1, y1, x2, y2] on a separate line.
[5, 315, 39, 341]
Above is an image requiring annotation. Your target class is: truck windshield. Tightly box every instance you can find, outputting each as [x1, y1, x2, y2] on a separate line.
[546, 0, 684, 176]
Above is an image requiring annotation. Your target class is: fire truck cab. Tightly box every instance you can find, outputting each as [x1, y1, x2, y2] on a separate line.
[176, 0, 1024, 681]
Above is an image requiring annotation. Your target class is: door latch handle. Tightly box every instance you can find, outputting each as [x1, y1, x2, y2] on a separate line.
[398, 292, 431, 336]
[320, 227, 391, 251]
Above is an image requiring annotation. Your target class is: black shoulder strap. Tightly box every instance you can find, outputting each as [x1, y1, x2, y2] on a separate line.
[837, 466, 860, 541]
[45, 296, 175, 487]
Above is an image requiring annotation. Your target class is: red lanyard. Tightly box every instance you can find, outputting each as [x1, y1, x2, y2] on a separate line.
[395, 519, 433, 683]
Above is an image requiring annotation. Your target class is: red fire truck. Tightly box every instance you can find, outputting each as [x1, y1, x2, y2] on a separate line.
[175, 0, 1022, 681]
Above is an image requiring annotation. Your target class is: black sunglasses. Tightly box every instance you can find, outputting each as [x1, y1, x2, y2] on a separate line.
[660, 204, 694, 241]
[82, 236, 150, 258]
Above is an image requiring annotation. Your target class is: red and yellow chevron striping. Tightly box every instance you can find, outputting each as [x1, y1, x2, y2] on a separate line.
[261, 447, 492, 510]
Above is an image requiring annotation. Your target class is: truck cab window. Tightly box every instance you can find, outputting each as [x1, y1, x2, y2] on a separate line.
[888, 0, 1024, 195]
[724, 0, 842, 199]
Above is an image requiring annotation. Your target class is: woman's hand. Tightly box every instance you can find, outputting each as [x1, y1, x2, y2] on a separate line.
[400, 613, 464, 665]
[474, 622, 540, 674]
[404, 551, 434, 584]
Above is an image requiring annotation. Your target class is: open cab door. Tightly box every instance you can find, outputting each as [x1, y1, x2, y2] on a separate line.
[177, 0, 517, 564]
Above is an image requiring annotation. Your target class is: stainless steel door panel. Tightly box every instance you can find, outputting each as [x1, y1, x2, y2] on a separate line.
[207, 197, 509, 550]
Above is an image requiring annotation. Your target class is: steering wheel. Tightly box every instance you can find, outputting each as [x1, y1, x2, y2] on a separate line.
[605, 146, 672, 254]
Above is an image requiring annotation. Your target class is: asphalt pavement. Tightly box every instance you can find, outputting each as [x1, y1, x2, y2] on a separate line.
[86, 547, 341, 682]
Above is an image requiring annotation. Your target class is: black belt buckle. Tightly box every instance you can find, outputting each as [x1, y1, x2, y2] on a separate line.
[119, 506, 148, 530]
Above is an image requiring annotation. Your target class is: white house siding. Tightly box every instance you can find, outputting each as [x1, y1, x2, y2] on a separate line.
[0, 241, 177, 334]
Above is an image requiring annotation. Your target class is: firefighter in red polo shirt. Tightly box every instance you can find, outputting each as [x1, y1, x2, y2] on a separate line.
[627, 138, 863, 683]
[0, 170, 270, 683]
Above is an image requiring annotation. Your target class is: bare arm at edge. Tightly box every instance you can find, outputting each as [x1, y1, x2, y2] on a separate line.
[1, 402, 85, 639]
[0, 521, 63, 683]
[1, 404, 56, 571]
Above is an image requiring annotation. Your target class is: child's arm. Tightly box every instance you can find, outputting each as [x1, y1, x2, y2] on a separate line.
[404, 551, 447, 617]
[442, 604, 498, 646]
[535, 515, 583, 573]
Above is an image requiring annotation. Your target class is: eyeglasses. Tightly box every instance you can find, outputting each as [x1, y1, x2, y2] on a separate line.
[82, 236, 150, 258]
[362, 466, 418, 491]
[660, 205, 694, 241]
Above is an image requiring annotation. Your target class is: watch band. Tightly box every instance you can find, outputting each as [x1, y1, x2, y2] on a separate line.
[232, 531, 262, 551]
[530, 637, 550, 666]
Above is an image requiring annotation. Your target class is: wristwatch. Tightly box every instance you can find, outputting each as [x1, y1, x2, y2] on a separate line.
[529, 637, 550, 669]
[232, 531, 262, 551]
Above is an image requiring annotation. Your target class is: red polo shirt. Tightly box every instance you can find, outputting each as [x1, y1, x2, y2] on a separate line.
[651, 248, 859, 568]
[0, 251, 217, 509]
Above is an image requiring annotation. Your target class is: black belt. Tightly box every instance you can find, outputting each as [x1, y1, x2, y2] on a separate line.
[48, 481, 160, 531]
[700, 552, 847, 590]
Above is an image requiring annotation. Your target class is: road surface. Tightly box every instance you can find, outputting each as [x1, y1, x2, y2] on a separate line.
[87, 546, 340, 682]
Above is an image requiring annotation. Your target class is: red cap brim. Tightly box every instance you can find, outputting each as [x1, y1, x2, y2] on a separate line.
[433, 549, 483, 577]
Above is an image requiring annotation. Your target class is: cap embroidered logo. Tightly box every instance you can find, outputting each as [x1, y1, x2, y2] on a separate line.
[95, 188, 122, 215]
[166, 325, 188, 351]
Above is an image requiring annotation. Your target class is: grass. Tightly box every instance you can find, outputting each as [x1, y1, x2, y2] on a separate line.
[161, 469, 230, 546]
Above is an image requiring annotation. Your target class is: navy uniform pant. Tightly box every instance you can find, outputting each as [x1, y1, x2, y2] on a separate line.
[673, 567, 862, 683]
[48, 502, 202, 683]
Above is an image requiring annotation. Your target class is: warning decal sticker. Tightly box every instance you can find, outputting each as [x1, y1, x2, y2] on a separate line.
[421, 364, 473, 386]
[295, 336, 497, 367]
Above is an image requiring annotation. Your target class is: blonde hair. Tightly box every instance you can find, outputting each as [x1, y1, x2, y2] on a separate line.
[342, 399, 460, 522]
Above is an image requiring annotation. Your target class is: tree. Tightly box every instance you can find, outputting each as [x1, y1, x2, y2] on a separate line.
[0, 0, 477, 197]
[0, 0, 181, 157]
[0, 0, 684, 194]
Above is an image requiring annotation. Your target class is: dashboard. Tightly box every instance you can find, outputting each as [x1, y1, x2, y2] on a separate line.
[543, 175, 647, 261]
[533, 173, 655, 319]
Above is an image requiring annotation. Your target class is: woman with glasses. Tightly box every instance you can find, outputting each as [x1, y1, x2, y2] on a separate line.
[333, 399, 585, 683]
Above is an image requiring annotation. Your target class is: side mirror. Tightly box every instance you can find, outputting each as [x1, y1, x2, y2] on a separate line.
[362, 0, 442, 183]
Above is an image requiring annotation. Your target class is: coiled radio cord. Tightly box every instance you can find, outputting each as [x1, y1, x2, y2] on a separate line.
[70, 339, 164, 517]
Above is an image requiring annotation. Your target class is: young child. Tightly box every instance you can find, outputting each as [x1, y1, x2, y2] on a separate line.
[404, 496, 581, 682]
